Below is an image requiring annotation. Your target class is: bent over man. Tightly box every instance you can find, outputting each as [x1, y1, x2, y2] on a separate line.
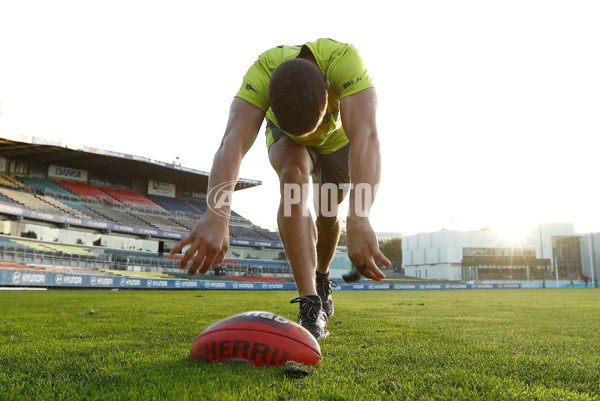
[171, 38, 390, 340]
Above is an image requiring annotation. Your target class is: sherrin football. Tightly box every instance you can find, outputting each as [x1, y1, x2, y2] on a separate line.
[190, 311, 321, 366]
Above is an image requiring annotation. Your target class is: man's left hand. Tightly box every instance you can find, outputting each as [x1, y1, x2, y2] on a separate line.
[346, 217, 391, 281]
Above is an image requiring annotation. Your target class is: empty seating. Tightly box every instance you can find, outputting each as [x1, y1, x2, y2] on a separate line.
[188, 199, 208, 213]
[17, 176, 76, 199]
[53, 180, 118, 204]
[135, 213, 186, 232]
[10, 239, 97, 256]
[0, 187, 66, 214]
[38, 195, 90, 218]
[229, 225, 272, 242]
[253, 227, 281, 241]
[84, 204, 150, 227]
[146, 194, 203, 216]
[0, 192, 17, 204]
[0, 174, 26, 189]
[97, 186, 161, 209]
[59, 200, 105, 220]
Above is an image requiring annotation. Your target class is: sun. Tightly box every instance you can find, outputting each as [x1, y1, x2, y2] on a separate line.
[499, 226, 526, 242]
[493, 220, 530, 242]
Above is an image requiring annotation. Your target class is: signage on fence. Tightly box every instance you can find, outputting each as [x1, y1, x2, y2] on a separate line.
[0, 268, 590, 291]
[148, 180, 176, 197]
[48, 165, 88, 182]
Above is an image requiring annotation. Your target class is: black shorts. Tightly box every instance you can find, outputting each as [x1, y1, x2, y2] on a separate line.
[268, 121, 350, 186]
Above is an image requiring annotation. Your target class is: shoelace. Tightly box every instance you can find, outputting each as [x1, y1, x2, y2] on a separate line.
[317, 277, 337, 296]
[290, 296, 321, 321]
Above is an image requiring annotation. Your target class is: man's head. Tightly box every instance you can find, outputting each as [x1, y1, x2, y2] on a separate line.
[269, 58, 328, 136]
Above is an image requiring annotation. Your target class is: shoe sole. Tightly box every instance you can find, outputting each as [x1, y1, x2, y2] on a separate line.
[316, 330, 330, 341]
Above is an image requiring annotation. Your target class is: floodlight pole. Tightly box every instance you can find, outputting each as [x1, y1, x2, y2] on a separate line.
[554, 252, 559, 288]
[539, 223, 544, 260]
[589, 234, 596, 284]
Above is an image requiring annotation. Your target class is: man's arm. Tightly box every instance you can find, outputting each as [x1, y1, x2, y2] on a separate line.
[340, 87, 391, 281]
[170, 98, 265, 275]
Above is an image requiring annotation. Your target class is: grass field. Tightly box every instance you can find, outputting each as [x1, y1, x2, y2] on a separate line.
[1, 288, 599, 401]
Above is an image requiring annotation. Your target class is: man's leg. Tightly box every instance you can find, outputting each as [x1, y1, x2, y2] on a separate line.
[315, 188, 346, 275]
[310, 142, 350, 317]
[314, 188, 346, 317]
[269, 135, 329, 340]
[268, 135, 317, 296]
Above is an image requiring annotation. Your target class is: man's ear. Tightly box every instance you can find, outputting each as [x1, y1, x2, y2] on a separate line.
[325, 80, 331, 91]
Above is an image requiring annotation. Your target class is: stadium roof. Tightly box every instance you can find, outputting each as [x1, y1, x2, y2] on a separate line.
[0, 135, 261, 192]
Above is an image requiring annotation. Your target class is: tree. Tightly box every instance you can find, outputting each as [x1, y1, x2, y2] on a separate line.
[379, 237, 402, 263]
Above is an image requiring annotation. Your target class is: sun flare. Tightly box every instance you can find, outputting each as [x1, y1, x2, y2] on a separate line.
[494, 222, 529, 242]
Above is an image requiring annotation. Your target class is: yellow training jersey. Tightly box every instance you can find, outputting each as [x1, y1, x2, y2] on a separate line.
[235, 38, 373, 154]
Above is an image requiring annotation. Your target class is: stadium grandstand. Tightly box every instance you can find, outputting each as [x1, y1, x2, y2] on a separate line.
[0, 134, 307, 288]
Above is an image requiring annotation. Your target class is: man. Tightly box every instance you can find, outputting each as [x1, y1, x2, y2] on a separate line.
[170, 38, 390, 340]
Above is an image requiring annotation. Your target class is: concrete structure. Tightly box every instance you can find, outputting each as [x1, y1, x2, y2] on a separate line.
[402, 223, 599, 282]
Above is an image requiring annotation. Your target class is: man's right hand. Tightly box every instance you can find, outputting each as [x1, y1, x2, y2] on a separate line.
[169, 216, 229, 276]
[168, 98, 263, 276]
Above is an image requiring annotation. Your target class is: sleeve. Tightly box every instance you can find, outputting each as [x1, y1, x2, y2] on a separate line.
[234, 53, 272, 112]
[328, 45, 374, 99]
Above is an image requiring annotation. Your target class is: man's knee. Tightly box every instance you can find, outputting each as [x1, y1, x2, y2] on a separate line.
[279, 166, 312, 216]
[278, 164, 311, 186]
[268, 136, 312, 185]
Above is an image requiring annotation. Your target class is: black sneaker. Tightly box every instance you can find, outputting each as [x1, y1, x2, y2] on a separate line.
[290, 295, 329, 340]
[316, 271, 337, 317]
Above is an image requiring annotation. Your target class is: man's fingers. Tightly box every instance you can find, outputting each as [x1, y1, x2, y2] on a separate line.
[170, 236, 192, 256]
[198, 251, 223, 275]
[178, 252, 191, 270]
[351, 258, 381, 281]
[214, 253, 226, 266]
[188, 251, 206, 276]
[206, 252, 226, 273]
[179, 243, 198, 270]
[374, 249, 392, 269]
[182, 238, 206, 274]
[365, 258, 385, 281]
[173, 235, 197, 270]
[185, 245, 226, 276]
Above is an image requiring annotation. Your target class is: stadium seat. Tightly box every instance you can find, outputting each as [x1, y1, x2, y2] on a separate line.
[53, 180, 119, 204]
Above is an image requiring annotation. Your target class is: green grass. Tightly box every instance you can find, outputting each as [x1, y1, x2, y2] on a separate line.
[1, 289, 599, 401]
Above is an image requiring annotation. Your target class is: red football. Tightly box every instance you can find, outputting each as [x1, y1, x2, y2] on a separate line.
[190, 311, 321, 366]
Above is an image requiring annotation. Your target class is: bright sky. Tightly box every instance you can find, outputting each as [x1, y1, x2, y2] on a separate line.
[1, 1, 599, 236]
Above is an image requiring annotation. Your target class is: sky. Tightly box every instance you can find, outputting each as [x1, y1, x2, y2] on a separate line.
[1, 0, 599, 236]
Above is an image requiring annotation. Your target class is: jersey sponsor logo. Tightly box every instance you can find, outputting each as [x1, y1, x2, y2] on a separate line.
[342, 77, 362, 90]
[245, 83, 257, 93]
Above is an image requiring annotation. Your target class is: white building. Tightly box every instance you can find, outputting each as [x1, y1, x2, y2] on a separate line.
[402, 223, 599, 282]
